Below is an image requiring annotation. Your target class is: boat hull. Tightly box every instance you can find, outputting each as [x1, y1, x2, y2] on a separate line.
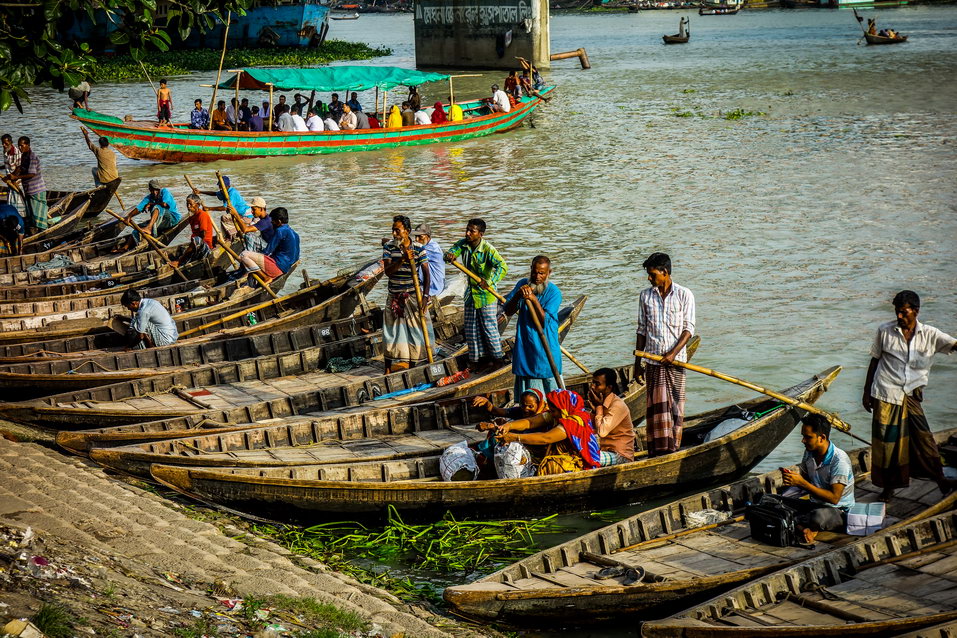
[70, 90, 553, 163]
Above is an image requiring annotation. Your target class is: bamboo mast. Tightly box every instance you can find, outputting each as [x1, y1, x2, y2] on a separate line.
[208, 10, 231, 130]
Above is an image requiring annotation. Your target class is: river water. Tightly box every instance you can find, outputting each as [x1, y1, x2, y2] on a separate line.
[6, 6, 957, 629]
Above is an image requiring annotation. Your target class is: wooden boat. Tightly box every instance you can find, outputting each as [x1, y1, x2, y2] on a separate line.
[642, 507, 957, 637]
[68, 338, 700, 457]
[330, 12, 359, 19]
[698, 6, 738, 14]
[445, 424, 955, 625]
[22, 197, 91, 248]
[0, 296, 582, 431]
[0, 216, 188, 276]
[3, 185, 116, 220]
[71, 66, 554, 163]
[663, 34, 690, 43]
[147, 365, 838, 523]
[865, 32, 907, 45]
[0, 261, 375, 365]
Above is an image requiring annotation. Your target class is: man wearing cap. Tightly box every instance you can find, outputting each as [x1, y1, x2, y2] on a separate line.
[233, 207, 300, 286]
[127, 180, 181, 241]
[414, 223, 445, 298]
[490, 84, 511, 113]
[229, 196, 273, 252]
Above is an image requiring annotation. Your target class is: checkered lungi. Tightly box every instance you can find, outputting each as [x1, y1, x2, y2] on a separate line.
[383, 292, 432, 368]
[24, 192, 49, 231]
[464, 296, 503, 363]
[645, 364, 686, 456]
[872, 388, 947, 490]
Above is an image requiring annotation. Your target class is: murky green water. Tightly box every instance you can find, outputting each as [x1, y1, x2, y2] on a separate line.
[7, 6, 957, 631]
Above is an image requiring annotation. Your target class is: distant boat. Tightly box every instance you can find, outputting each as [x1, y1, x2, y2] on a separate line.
[663, 17, 690, 42]
[330, 12, 360, 20]
[865, 32, 907, 44]
[699, 5, 739, 14]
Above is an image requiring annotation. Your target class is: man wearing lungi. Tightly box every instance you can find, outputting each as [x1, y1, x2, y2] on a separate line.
[382, 215, 431, 373]
[863, 290, 957, 502]
[633, 252, 696, 456]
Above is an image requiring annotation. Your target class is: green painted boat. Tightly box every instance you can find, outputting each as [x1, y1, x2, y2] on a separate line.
[71, 66, 554, 163]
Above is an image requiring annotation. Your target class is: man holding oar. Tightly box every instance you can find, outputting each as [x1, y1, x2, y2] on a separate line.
[170, 194, 215, 267]
[382, 215, 432, 373]
[863, 290, 957, 502]
[503, 256, 563, 398]
[128, 180, 181, 242]
[444, 219, 508, 371]
[233, 207, 300, 287]
[634, 252, 696, 457]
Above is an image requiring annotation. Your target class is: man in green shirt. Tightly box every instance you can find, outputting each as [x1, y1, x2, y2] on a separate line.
[444, 218, 508, 368]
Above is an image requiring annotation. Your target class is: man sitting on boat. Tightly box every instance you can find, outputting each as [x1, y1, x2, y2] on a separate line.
[587, 367, 635, 466]
[867, 18, 877, 36]
[290, 107, 309, 132]
[490, 84, 511, 113]
[128, 179, 181, 243]
[234, 207, 300, 287]
[211, 100, 230, 131]
[171, 194, 215, 266]
[780, 414, 855, 545]
[328, 94, 345, 122]
[121, 289, 179, 350]
[497, 389, 602, 474]
[339, 105, 358, 131]
[194, 176, 252, 227]
[305, 108, 323, 132]
[227, 196, 271, 252]
[0, 203, 24, 256]
[347, 92, 362, 112]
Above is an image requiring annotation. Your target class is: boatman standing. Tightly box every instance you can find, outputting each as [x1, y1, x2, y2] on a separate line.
[503, 256, 563, 398]
[121, 289, 179, 350]
[444, 218, 508, 370]
[862, 290, 957, 502]
[634, 252, 696, 456]
[382, 215, 431, 373]
[81, 127, 120, 190]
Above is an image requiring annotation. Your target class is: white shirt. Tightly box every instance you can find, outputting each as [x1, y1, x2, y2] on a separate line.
[492, 89, 511, 113]
[869, 320, 955, 405]
[276, 112, 293, 132]
[339, 111, 357, 130]
[305, 115, 323, 131]
[225, 104, 236, 124]
[290, 114, 308, 131]
[414, 110, 431, 125]
[636, 282, 696, 364]
[323, 118, 340, 131]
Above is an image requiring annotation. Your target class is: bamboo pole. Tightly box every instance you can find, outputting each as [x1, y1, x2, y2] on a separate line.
[406, 249, 434, 364]
[233, 70, 242, 131]
[374, 87, 379, 119]
[267, 83, 274, 131]
[382, 88, 388, 127]
[178, 286, 290, 338]
[208, 10, 231, 130]
[216, 236, 277, 299]
[448, 258, 563, 388]
[213, 170, 251, 237]
[104, 208, 188, 282]
[614, 515, 746, 554]
[633, 350, 856, 435]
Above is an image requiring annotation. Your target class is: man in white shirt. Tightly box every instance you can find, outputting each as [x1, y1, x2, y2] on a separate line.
[633, 252, 695, 457]
[290, 107, 308, 132]
[305, 108, 323, 132]
[276, 106, 293, 132]
[225, 98, 238, 126]
[339, 104, 358, 130]
[414, 108, 431, 125]
[323, 117, 340, 131]
[863, 290, 957, 501]
[490, 84, 510, 113]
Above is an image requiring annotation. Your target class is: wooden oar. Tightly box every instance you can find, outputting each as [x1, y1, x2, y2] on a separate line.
[633, 350, 858, 437]
[215, 236, 278, 299]
[448, 258, 564, 388]
[104, 208, 188, 282]
[177, 290, 290, 338]
[406, 248, 434, 364]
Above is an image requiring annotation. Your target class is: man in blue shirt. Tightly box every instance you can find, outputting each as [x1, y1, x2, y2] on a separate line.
[0, 203, 25, 255]
[780, 414, 856, 544]
[413, 223, 445, 296]
[503, 256, 563, 400]
[193, 175, 251, 222]
[347, 92, 362, 112]
[127, 180, 181, 242]
[235, 207, 299, 286]
[189, 99, 209, 129]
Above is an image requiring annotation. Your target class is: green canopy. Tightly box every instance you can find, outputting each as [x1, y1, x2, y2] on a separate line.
[217, 66, 450, 92]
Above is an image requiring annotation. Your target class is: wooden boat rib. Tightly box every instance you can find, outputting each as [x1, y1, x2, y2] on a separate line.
[642, 507, 957, 637]
[1, 296, 583, 431]
[0, 215, 186, 276]
[0, 261, 376, 365]
[147, 365, 839, 522]
[444, 424, 955, 625]
[71, 66, 554, 163]
[865, 33, 908, 45]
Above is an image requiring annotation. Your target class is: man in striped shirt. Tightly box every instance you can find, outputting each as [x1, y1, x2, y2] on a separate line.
[634, 252, 696, 456]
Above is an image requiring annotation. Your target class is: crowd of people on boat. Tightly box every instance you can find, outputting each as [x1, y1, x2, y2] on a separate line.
[866, 18, 900, 39]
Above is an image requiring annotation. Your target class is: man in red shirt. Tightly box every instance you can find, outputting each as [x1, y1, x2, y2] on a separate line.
[171, 194, 215, 266]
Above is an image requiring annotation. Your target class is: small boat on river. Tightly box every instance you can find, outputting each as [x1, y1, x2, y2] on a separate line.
[865, 32, 907, 45]
[445, 424, 955, 625]
[71, 66, 554, 163]
[330, 12, 359, 19]
[698, 6, 739, 15]
[147, 365, 838, 523]
[663, 17, 690, 43]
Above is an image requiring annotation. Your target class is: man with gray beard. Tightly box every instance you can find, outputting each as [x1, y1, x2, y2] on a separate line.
[503, 256, 563, 400]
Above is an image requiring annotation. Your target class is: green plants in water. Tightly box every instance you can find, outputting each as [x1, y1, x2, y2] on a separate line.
[723, 108, 767, 120]
[92, 40, 392, 83]
[681, 88, 697, 94]
[671, 107, 694, 118]
[31, 603, 76, 638]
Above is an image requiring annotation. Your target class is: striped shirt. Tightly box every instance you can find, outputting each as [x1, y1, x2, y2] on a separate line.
[19, 151, 45, 196]
[383, 240, 429, 294]
[636, 282, 696, 364]
[4, 145, 20, 174]
[446, 238, 507, 309]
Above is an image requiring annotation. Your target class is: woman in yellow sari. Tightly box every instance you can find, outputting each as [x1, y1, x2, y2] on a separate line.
[386, 105, 403, 128]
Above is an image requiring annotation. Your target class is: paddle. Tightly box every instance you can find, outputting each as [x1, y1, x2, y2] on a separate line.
[104, 208, 189, 283]
[633, 350, 865, 443]
[448, 257, 564, 388]
[405, 247, 434, 364]
[216, 236, 278, 299]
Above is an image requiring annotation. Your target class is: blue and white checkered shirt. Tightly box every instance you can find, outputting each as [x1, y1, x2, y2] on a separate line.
[636, 282, 696, 364]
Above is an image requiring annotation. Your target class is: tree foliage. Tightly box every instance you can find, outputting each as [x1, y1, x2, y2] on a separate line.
[0, 0, 252, 111]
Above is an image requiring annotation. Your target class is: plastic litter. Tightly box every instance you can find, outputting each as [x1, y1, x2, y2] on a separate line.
[439, 441, 480, 482]
[494, 441, 535, 479]
[685, 508, 731, 526]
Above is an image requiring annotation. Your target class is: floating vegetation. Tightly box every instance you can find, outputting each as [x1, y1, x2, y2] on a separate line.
[723, 108, 767, 120]
[92, 41, 392, 83]
[781, 89, 795, 96]
[671, 107, 695, 118]
[681, 88, 697, 94]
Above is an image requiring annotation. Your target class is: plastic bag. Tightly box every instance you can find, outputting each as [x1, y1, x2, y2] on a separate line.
[439, 440, 479, 482]
[494, 441, 536, 479]
[704, 417, 750, 442]
[685, 508, 731, 527]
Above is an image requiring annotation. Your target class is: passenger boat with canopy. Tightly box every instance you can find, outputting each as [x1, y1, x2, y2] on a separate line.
[70, 66, 554, 163]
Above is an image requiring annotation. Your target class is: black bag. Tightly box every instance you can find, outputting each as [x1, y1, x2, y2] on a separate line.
[746, 494, 798, 547]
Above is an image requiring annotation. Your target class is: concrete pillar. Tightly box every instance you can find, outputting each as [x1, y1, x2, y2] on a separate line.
[414, 0, 551, 71]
